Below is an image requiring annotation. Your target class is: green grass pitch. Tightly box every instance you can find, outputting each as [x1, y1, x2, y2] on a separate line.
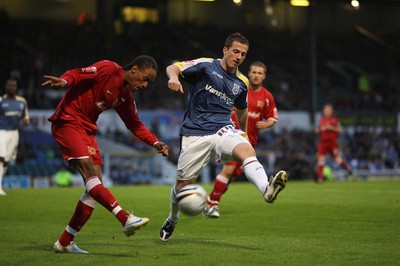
[0, 180, 399, 265]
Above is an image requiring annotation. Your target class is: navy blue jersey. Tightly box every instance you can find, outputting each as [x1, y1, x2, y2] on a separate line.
[0, 95, 29, 130]
[176, 58, 248, 136]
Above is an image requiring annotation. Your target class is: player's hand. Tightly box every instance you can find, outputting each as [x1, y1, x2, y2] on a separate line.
[154, 142, 169, 157]
[256, 121, 267, 129]
[42, 75, 67, 89]
[21, 119, 29, 127]
[168, 78, 184, 94]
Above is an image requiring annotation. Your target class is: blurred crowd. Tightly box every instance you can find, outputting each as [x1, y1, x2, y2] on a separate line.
[1, 16, 399, 111]
[1, 15, 399, 182]
[256, 127, 399, 180]
[93, 126, 400, 181]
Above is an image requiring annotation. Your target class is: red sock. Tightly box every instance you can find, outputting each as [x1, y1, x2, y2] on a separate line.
[59, 194, 95, 246]
[86, 177, 129, 225]
[340, 161, 350, 172]
[317, 165, 324, 181]
[209, 175, 229, 203]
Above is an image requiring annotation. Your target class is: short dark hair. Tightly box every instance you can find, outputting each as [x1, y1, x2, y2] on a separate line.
[249, 61, 267, 74]
[6, 78, 17, 87]
[224, 32, 249, 49]
[124, 55, 158, 72]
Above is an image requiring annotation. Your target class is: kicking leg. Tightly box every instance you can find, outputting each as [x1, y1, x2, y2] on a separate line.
[160, 178, 196, 241]
[232, 142, 287, 203]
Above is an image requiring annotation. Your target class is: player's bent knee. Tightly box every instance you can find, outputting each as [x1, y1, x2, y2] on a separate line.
[232, 143, 256, 162]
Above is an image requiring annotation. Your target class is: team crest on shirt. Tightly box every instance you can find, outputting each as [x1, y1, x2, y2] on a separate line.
[88, 146, 96, 155]
[232, 84, 240, 95]
[257, 101, 264, 108]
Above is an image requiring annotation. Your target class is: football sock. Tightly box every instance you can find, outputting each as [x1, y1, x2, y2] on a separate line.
[85, 176, 129, 225]
[209, 175, 229, 202]
[168, 185, 180, 223]
[340, 161, 351, 172]
[59, 192, 96, 247]
[0, 163, 4, 190]
[317, 165, 324, 181]
[242, 156, 268, 194]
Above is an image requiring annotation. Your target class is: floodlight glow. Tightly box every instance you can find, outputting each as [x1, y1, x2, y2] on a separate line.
[351, 0, 360, 8]
[290, 0, 310, 7]
[233, 0, 242, 4]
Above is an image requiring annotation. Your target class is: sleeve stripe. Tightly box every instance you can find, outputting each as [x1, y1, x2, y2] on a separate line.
[236, 71, 249, 87]
[174, 57, 213, 72]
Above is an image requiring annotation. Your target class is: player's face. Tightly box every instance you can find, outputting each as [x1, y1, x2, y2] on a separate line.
[248, 66, 266, 87]
[323, 105, 333, 117]
[5, 80, 17, 96]
[128, 67, 156, 92]
[223, 41, 248, 72]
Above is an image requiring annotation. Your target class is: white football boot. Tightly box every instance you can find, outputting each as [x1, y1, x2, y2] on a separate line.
[204, 205, 220, 218]
[204, 197, 220, 218]
[123, 214, 150, 237]
[0, 189, 6, 196]
[264, 170, 288, 203]
[53, 240, 88, 254]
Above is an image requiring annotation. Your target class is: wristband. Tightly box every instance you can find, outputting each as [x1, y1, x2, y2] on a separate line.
[153, 141, 160, 147]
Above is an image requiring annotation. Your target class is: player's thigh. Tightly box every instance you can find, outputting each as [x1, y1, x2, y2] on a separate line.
[0, 130, 18, 161]
[0, 130, 7, 160]
[177, 135, 214, 180]
[8, 131, 19, 161]
[317, 142, 329, 157]
[51, 123, 103, 165]
[215, 130, 251, 163]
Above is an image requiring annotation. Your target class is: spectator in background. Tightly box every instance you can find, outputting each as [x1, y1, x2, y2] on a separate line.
[54, 165, 74, 187]
[0, 79, 29, 196]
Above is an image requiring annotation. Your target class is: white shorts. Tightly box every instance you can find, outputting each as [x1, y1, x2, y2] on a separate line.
[0, 130, 19, 162]
[177, 125, 250, 180]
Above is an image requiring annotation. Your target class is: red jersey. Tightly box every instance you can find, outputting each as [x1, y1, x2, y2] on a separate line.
[48, 60, 159, 147]
[232, 86, 278, 146]
[319, 116, 340, 142]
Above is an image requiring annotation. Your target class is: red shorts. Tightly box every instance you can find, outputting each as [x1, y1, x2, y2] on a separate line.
[51, 122, 103, 165]
[318, 141, 339, 157]
[225, 161, 243, 177]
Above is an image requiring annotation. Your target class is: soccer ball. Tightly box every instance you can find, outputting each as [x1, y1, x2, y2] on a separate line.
[177, 184, 207, 216]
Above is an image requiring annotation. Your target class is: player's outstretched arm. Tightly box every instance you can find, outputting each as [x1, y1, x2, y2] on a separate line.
[41, 75, 67, 89]
[166, 65, 184, 93]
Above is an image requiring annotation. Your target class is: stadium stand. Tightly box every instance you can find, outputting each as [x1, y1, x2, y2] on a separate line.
[1, 16, 398, 183]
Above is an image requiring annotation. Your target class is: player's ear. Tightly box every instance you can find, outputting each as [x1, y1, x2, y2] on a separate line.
[131, 65, 139, 73]
[223, 47, 228, 54]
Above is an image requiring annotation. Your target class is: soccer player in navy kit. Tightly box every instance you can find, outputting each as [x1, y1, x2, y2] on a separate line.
[0, 79, 29, 196]
[160, 33, 288, 241]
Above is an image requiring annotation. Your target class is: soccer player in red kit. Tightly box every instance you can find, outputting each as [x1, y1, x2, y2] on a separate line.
[42, 55, 169, 254]
[316, 103, 351, 183]
[204, 61, 279, 218]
